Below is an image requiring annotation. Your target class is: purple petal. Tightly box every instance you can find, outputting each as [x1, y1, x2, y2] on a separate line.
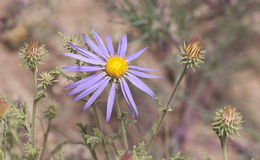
[93, 30, 109, 58]
[62, 66, 103, 72]
[125, 47, 148, 62]
[65, 73, 104, 89]
[126, 73, 155, 98]
[106, 35, 114, 56]
[128, 65, 157, 72]
[117, 36, 121, 56]
[81, 34, 108, 59]
[73, 77, 108, 101]
[68, 73, 105, 95]
[120, 79, 134, 118]
[119, 34, 127, 58]
[106, 82, 116, 122]
[62, 53, 104, 65]
[68, 42, 104, 63]
[128, 70, 162, 79]
[121, 79, 138, 116]
[83, 78, 109, 110]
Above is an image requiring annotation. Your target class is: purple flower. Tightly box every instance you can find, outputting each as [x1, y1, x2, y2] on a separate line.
[62, 30, 160, 122]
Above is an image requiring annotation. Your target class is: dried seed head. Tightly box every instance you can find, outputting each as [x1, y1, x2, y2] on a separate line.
[212, 105, 243, 138]
[19, 41, 47, 72]
[26, 41, 41, 58]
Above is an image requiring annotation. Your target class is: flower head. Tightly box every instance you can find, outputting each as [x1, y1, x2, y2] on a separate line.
[212, 105, 243, 138]
[62, 30, 160, 121]
[178, 36, 206, 70]
[19, 41, 47, 71]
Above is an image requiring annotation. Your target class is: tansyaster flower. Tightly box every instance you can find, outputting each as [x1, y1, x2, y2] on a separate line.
[62, 30, 160, 122]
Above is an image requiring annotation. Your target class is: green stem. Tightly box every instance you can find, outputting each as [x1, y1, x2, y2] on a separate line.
[39, 119, 51, 160]
[32, 68, 38, 148]
[145, 65, 188, 151]
[115, 95, 129, 151]
[220, 135, 227, 160]
[92, 104, 110, 160]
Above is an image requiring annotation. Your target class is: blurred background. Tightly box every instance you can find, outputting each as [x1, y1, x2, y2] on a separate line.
[0, 0, 260, 159]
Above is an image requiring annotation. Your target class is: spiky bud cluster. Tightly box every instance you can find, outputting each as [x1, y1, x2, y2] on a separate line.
[0, 98, 10, 118]
[212, 106, 243, 138]
[38, 71, 58, 90]
[178, 36, 206, 70]
[58, 32, 82, 53]
[19, 41, 47, 72]
[44, 103, 58, 120]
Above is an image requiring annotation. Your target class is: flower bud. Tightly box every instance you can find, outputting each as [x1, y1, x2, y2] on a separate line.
[19, 41, 47, 72]
[178, 36, 206, 70]
[212, 106, 243, 138]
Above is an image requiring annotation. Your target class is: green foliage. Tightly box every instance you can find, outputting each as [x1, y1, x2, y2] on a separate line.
[24, 143, 40, 160]
[58, 32, 82, 53]
[11, 103, 31, 136]
[203, 153, 212, 160]
[117, 0, 170, 45]
[51, 151, 64, 160]
[132, 142, 152, 160]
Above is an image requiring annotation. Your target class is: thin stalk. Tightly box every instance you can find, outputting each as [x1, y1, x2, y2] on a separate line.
[220, 135, 227, 160]
[145, 65, 188, 151]
[92, 104, 110, 160]
[165, 122, 169, 159]
[32, 68, 38, 148]
[39, 119, 51, 160]
[115, 95, 129, 151]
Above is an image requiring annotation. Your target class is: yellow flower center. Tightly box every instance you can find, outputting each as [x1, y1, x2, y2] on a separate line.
[186, 41, 201, 58]
[105, 56, 127, 78]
